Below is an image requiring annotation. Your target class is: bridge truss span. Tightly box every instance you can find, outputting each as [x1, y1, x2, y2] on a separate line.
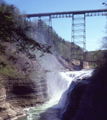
[26, 9, 107, 18]
[26, 9, 107, 61]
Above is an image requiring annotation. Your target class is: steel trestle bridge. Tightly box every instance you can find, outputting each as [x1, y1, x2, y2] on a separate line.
[26, 9, 107, 60]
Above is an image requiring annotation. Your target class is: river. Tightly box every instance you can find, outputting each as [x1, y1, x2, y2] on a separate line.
[21, 69, 93, 120]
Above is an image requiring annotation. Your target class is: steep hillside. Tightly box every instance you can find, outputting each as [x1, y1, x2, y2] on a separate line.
[32, 23, 84, 62]
[86, 50, 107, 67]
[0, 1, 87, 119]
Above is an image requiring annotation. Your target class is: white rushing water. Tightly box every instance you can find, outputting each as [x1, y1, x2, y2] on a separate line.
[22, 69, 93, 120]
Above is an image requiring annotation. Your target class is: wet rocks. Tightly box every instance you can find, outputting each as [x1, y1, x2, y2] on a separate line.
[72, 83, 107, 120]
[72, 64, 107, 120]
[40, 108, 61, 120]
[0, 74, 49, 119]
[61, 79, 90, 120]
[61, 64, 107, 120]
[0, 87, 25, 120]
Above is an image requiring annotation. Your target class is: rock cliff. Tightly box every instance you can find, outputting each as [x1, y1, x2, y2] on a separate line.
[61, 78, 91, 120]
[0, 75, 48, 119]
[6, 77, 48, 107]
[0, 87, 25, 120]
[61, 63, 107, 120]
[72, 64, 107, 120]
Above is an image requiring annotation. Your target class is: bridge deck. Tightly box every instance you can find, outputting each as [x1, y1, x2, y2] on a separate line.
[26, 9, 107, 18]
[25, 9, 107, 61]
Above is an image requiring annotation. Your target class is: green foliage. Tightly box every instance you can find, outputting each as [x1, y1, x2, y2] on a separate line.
[28, 18, 83, 62]
[0, 56, 24, 78]
[0, 2, 50, 79]
[0, 0, 84, 80]
[86, 50, 107, 68]
[0, 2, 51, 61]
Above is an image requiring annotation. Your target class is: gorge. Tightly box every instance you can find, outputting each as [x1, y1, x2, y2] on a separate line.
[22, 69, 93, 120]
[0, 1, 107, 120]
[21, 60, 107, 120]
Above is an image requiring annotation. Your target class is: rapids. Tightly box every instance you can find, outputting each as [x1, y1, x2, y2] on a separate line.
[21, 69, 93, 120]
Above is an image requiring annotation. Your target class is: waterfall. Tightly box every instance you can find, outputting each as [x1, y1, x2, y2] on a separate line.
[53, 69, 93, 109]
[22, 69, 93, 120]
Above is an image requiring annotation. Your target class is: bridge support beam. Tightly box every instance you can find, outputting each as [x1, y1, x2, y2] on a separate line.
[48, 16, 52, 45]
[38, 17, 42, 31]
[71, 14, 86, 61]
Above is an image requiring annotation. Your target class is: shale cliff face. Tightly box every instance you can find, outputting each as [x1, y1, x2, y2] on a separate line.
[0, 75, 48, 119]
[6, 77, 48, 107]
[61, 78, 91, 120]
[72, 65, 107, 120]
[0, 87, 25, 120]
[61, 64, 107, 120]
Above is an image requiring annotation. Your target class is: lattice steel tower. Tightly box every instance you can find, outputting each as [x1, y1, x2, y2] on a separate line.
[71, 13, 86, 60]
[26, 9, 107, 61]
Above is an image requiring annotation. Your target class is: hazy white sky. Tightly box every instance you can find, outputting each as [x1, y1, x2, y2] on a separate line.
[5, 0, 107, 51]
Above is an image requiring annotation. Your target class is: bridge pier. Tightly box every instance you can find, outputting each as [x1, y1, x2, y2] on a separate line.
[71, 13, 86, 60]
[26, 9, 107, 61]
[80, 61, 89, 69]
[48, 16, 52, 44]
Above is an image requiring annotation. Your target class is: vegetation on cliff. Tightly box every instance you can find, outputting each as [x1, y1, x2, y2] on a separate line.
[0, 1, 52, 89]
[0, 0, 84, 81]
[0, 0, 106, 80]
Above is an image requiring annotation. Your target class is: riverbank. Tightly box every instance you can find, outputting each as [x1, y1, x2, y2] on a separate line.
[0, 73, 49, 120]
[0, 55, 90, 120]
[19, 69, 93, 120]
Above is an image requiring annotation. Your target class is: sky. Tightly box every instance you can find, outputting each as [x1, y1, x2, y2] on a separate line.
[4, 0, 107, 51]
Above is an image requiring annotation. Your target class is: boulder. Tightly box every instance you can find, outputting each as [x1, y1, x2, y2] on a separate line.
[0, 117, 3, 120]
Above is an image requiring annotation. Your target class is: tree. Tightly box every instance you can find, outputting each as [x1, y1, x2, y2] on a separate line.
[0, 2, 51, 60]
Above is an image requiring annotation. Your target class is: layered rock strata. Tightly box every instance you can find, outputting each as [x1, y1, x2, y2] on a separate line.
[6, 77, 48, 107]
[61, 66, 107, 120]
[0, 87, 25, 120]
[0, 75, 49, 119]
[72, 66, 107, 120]
[61, 78, 90, 120]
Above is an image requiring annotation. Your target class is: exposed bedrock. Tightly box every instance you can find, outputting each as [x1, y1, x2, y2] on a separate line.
[61, 79, 90, 120]
[0, 75, 49, 119]
[0, 87, 25, 120]
[72, 84, 107, 120]
[61, 67, 107, 120]
[6, 77, 49, 107]
[72, 66, 107, 120]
